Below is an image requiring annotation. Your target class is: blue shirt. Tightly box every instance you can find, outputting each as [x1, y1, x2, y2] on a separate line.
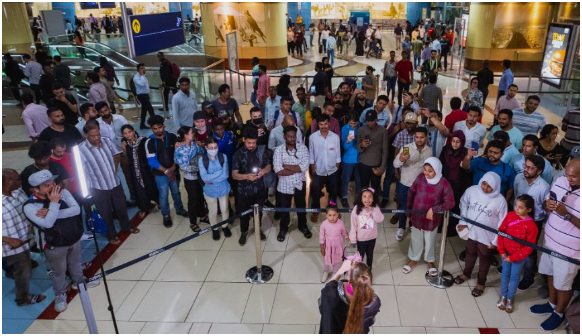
[174, 142, 204, 180]
[511, 108, 546, 136]
[341, 124, 359, 164]
[469, 157, 515, 196]
[133, 73, 150, 95]
[498, 68, 514, 93]
[199, 153, 231, 198]
[501, 145, 520, 164]
[213, 131, 236, 168]
[509, 153, 554, 185]
[264, 96, 281, 127]
[513, 173, 550, 221]
[359, 107, 391, 127]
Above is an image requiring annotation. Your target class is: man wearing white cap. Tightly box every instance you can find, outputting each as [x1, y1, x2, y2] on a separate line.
[22, 170, 100, 313]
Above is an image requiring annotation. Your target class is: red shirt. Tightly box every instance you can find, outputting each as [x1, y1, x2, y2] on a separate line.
[395, 60, 413, 83]
[497, 211, 538, 262]
[444, 109, 467, 133]
[50, 153, 78, 194]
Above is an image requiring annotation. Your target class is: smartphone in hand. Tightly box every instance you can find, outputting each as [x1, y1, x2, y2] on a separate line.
[471, 141, 479, 152]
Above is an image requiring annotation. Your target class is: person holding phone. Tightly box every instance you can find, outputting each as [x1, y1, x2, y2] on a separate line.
[340, 113, 361, 208]
[357, 110, 389, 200]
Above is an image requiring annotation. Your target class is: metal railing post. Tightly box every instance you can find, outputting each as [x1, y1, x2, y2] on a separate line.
[77, 281, 99, 334]
[567, 90, 573, 110]
[376, 74, 380, 96]
[229, 69, 233, 91]
[426, 210, 454, 288]
[527, 75, 532, 92]
[246, 204, 274, 284]
[242, 73, 249, 105]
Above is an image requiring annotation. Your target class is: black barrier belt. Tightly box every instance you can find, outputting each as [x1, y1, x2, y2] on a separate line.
[261, 207, 428, 214]
[88, 208, 254, 282]
[451, 213, 580, 266]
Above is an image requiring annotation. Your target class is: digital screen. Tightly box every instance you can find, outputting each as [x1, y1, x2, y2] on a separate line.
[99, 2, 116, 9]
[541, 24, 573, 88]
[129, 12, 185, 57]
[79, 2, 99, 10]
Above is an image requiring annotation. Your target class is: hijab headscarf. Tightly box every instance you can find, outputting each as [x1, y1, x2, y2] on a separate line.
[442, 130, 468, 181]
[477, 171, 501, 199]
[424, 157, 443, 185]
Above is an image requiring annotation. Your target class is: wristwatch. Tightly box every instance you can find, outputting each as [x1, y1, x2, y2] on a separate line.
[564, 214, 572, 221]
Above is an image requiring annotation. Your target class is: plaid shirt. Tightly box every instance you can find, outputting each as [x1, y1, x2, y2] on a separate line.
[273, 143, 309, 195]
[2, 189, 31, 257]
[392, 130, 414, 148]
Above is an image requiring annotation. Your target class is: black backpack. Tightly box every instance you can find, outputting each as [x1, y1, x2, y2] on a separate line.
[197, 153, 225, 186]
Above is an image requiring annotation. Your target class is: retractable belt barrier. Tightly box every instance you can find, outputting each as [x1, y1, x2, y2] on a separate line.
[261, 207, 428, 214]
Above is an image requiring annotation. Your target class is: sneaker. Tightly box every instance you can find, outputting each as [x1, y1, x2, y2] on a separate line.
[518, 278, 535, 291]
[212, 229, 220, 241]
[163, 215, 173, 228]
[530, 302, 554, 316]
[321, 271, 330, 283]
[239, 232, 248, 246]
[222, 227, 232, 238]
[341, 198, 349, 208]
[54, 293, 68, 312]
[81, 233, 94, 241]
[540, 311, 565, 331]
[176, 209, 189, 218]
[380, 199, 389, 208]
[72, 279, 100, 291]
[395, 228, 405, 242]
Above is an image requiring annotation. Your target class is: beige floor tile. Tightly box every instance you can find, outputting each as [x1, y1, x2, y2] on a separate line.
[102, 249, 156, 281]
[140, 322, 193, 334]
[175, 223, 227, 251]
[186, 282, 252, 323]
[131, 281, 202, 322]
[140, 250, 175, 280]
[157, 250, 218, 281]
[506, 286, 550, 329]
[369, 251, 394, 285]
[188, 323, 213, 334]
[242, 284, 278, 324]
[206, 250, 283, 283]
[270, 284, 322, 325]
[24, 320, 88, 334]
[208, 323, 263, 334]
[279, 251, 324, 284]
[373, 326, 426, 334]
[81, 321, 145, 334]
[390, 252, 462, 287]
[473, 287, 515, 328]
[396, 286, 458, 327]
[115, 281, 154, 321]
[262, 225, 290, 252]
[425, 327, 480, 333]
[119, 224, 177, 250]
[262, 324, 316, 334]
[372, 285, 401, 326]
[446, 286, 487, 328]
[499, 328, 546, 334]
[285, 225, 325, 252]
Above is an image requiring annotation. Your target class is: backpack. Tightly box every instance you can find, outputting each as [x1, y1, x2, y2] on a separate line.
[273, 110, 299, 128]
[197, 153, 225, 186]
[171, 62, 181, 80]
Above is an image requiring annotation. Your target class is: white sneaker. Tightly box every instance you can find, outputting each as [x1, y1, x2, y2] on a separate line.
[54, 293, 68, 312]
[395, 228, 405, 242]
[71, 279, 101, 291]
[320, 271, 330, 283]
[81, 233, 94, 241]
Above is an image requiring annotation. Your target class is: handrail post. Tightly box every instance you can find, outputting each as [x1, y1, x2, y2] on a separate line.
[246, 204, 274, 284]
[242, 73, 250, 105]
[426, 210, 454, 288]
[527, 75, 532, 92]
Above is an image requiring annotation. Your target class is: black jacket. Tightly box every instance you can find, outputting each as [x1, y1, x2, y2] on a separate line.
[477, 68, 494, 93]
[159, 59, 175, 84]
[145, 132, 179, 176]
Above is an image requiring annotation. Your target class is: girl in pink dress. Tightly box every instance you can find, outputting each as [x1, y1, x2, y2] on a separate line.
[320, 205, 349, 283]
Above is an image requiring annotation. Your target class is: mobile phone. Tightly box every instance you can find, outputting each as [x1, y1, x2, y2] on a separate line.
[364, 134, 370, 141]
[471, 141, 479, 152]
[357, 81, 362, 90]
[348, 130, 354, 138]
[310, 86, 316, 93]
[549, 191, 557, 201]
[403, 147, 409, 156]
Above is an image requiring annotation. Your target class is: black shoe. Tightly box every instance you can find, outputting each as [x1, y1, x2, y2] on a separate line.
[299, 227, 312, 239]
[140, 124, 149, 130]
[260, 231, 266, 241]
[264, 200, 275, 208]
[126, 199, 137, 207]
[459, 250, 466, 262]
[31, 259, 39, 269]
[163, 215, 173, 228]
[496, 265, 503, 274]
[489, 255, 500, 267]
[176, 209, 189, 218]
[158, 108, 166, 112]
[518, 278, 534, 291]
[239, 232, 248, 246]
[274, 212, 281, 220]
[212, 229, 220, 241]
[341, 198, 349, 208]
[200, 215, 210, 224]
[380, 199, 389, 208]
[222, 227, 232, 238]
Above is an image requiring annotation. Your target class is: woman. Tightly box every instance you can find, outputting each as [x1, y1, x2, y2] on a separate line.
[319, 260, 381, 334]
[295, 27, 304, 57]
[538, 124, 565, 170]
[175, 126, 209, 232]
[464, 77, 484, 111]
[121, 125, 158, 218]
[454, 172, 508, 297]
[439, 131, 470, 236]
[402, 157, 455, 276]
[355, 30, 366, 56]
[199, 137, 232, 241]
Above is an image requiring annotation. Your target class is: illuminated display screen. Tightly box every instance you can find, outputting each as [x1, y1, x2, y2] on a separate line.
[541, 23, 573, 88]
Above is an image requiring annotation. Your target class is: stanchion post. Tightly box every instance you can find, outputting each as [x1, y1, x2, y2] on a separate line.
[77, 281, 99, 334]
[246, 204, 274, 284]
[243, 73, 250, 105]
[426, 210, 454, 288]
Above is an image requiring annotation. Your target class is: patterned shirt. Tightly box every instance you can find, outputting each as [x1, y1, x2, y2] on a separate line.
[418, 84, 442, 111]
[512, 108, 546, 136]
[78, 137, 121, 190]
[273, 143, 309, 194]
[544, 176, 580, 259]
[392, 130, 414, 149]
[2, 189, 31, 257]
[175, 143, 205, 180]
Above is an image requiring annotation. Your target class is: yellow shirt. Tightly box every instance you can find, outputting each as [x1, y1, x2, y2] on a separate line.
[297, 16, 303, 24]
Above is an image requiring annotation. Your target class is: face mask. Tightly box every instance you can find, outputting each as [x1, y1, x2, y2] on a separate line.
[207, 149, 218, 157]
[253, 117, 263, 124]
[196, 125, 207, 132]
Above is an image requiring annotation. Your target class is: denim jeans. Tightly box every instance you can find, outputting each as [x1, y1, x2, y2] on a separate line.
[396, 182, 410, 229]
[250, 91, 259, 108]
[381, 161, 396, 200]
[501, 258, 527, 300]
[385, 76, 397, 102]
[340, 163, 361, 199]
[327, 49, 335, 65]
[413, 54, 421, 68]
[155, 175, 185, 216]
[521, 220, 544, 282]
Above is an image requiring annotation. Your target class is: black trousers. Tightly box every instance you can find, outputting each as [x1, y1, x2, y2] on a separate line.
[137, 94, 155, 126]
[397, 81, 410, 106]
[440, 53, 448, 70]
[91, 185, 131, 240]
[184, 179, 208, 224]
[359, 163, 381, 199]
[163, 81, 177, 110]
[237, 189, 266, 233]
[310, 171, 339, 208]
[30, 84, 42, 104]
[9, 84, 21, 102]
[279, 183, 307, 233]
[357, 238, 376, 269]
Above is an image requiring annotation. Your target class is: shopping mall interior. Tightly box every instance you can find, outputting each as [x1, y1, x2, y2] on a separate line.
[2, 1, 580, 334]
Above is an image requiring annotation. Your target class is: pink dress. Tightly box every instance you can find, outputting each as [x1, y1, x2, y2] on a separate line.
[319, 219, 348, 266]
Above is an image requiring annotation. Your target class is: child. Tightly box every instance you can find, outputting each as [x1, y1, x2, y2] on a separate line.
[349, 188, 384, 271]
[320, 204, 349, 283]
[497, 194, 538, 313]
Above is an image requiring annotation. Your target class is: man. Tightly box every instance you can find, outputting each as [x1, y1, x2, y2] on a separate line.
[157, 52, 178, 112]
[145, 115, 189, 227]
[332, 92, 349, 127]
[513, 155, 550, 291]
[326, 33, 336, 65]
[292, 87, 311, 133]
[430, 37, 441, 58]
[212, 119, 237, 169]
[487, 109, 524, 151]
[46, 82, 78, 126]
[357, 109, 389, 199]
[232, 127, 271, 245]
[49, 138, 79, 198]
[192, 110, 212, 145]
[393, 127, 432, 241]
[531, 159, 579, 331]
[559, 107, 580, 167]
[39, 64, 56, 103]
[268, 114, 303, 150]
[411, 37, 423, 69]
[453, 106, 487, 149]
[133, 63, 156, 129]
[497, 59, 514, 100]
[172, 77, 198, 128]
[461, 140, 515, 201]
[264, 86, 281, 128]
[366, 24, 374, 39]
[97, 66, 117, 114]
[420, 42, 431, 65]
[21, 93, 50, 141]
[509, 134, 554, 185]
[421, 108, 449, 158]
[311, 101, 341, 136]
[86, 71, 108, 108]
[274, 126, 311, 241]
[201, 101, 217, 125]
[23, 170, 100, 313]
[444, 97, 467, 133]
[250, 57, 260, 108]
[4, 54, 25, 103]
[389, 91, 419, 128]
[23, 54, 43, 104]
[76, 103, 100, 134]
[212, 84, 243, 124]
[394, 23, 403, 50]
[244, 107, 269, 146]
[418, 73, 442, 114]
[359, 95, 391, 127]
[38, 107, 83, 153]
[419, 49, 442, 77]
[349, 89, 372, 117]
[269, 96, 301, 131]
[477, 60, 494, 102]
[512, 95, 546, 136]
[256, 65, 270, 112]
[439, 35, 450, 71]
[2, 169, 46, 307]
[395, 51, 413, 106]
[493, 130, 520, 164]
[341, 113, 361, 208]
[401, 36, 411, 55]
[311, 62, 328, 108]
[309, 114, 341, 223]
[52, 56, 71, 91]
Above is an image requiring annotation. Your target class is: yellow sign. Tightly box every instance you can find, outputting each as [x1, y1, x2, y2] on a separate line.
[132, 19, 141, 34]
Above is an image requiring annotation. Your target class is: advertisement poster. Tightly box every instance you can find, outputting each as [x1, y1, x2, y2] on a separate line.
[541, 24, 573, 87]
[310, 3, 406, 20]
[490, 3, 550, 49]
[211, 3, 266, 48]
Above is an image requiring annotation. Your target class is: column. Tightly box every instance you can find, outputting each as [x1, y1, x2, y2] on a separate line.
[407, 3, 431, 23]
[51, 2, 76, 28]
[2, 2, 34, 54]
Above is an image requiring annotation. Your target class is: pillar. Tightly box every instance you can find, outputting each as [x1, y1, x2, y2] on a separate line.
[51, 2, 76, 28]
[2, 2, 34, 54]
[407, 2, 431, 23]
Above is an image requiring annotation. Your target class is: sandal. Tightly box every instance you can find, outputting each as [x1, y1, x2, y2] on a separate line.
[428, 267, 438, 277]
[277, 231, 287, 242]
[471, 287, 484, 297]
[496, 296, 507, 310]
[200, 216, 210, 224]
[402, 265, 412, 274]
[454, 275, 467, 285]
[109, 238, 121, 245]
[505, 299, 514, 313]
[17, 294, 46, 306]
[128, 228, 140, 234]
[137, 211, 147, 219]
[190, 223, 201, 232]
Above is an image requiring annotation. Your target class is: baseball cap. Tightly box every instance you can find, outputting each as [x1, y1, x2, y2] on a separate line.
[404, 111, 418, 124]
[570, 146, 580, 158]
[365, 110, 377, 121]
[193, 110, 206, 121]
[201, 100, 213, 109]
[29, 170, 58, 187]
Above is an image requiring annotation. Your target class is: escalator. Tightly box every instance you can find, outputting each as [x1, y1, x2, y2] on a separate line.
[47, 34, 138, 67]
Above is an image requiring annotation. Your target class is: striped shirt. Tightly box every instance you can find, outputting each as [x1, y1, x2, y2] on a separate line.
[511, 108, 546, 136]
[2, 189, 31, 257]
[78, 137, 121, 190]
[561, 108, 580, 151]
[544, 176, 580, 259]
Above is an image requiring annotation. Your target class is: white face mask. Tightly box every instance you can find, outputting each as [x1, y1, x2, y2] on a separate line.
[207, 149, 218, 157]
[196, 125, 207, 132]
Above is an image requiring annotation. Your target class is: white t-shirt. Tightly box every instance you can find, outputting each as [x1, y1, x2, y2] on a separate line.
[453, 121, 487, 149]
